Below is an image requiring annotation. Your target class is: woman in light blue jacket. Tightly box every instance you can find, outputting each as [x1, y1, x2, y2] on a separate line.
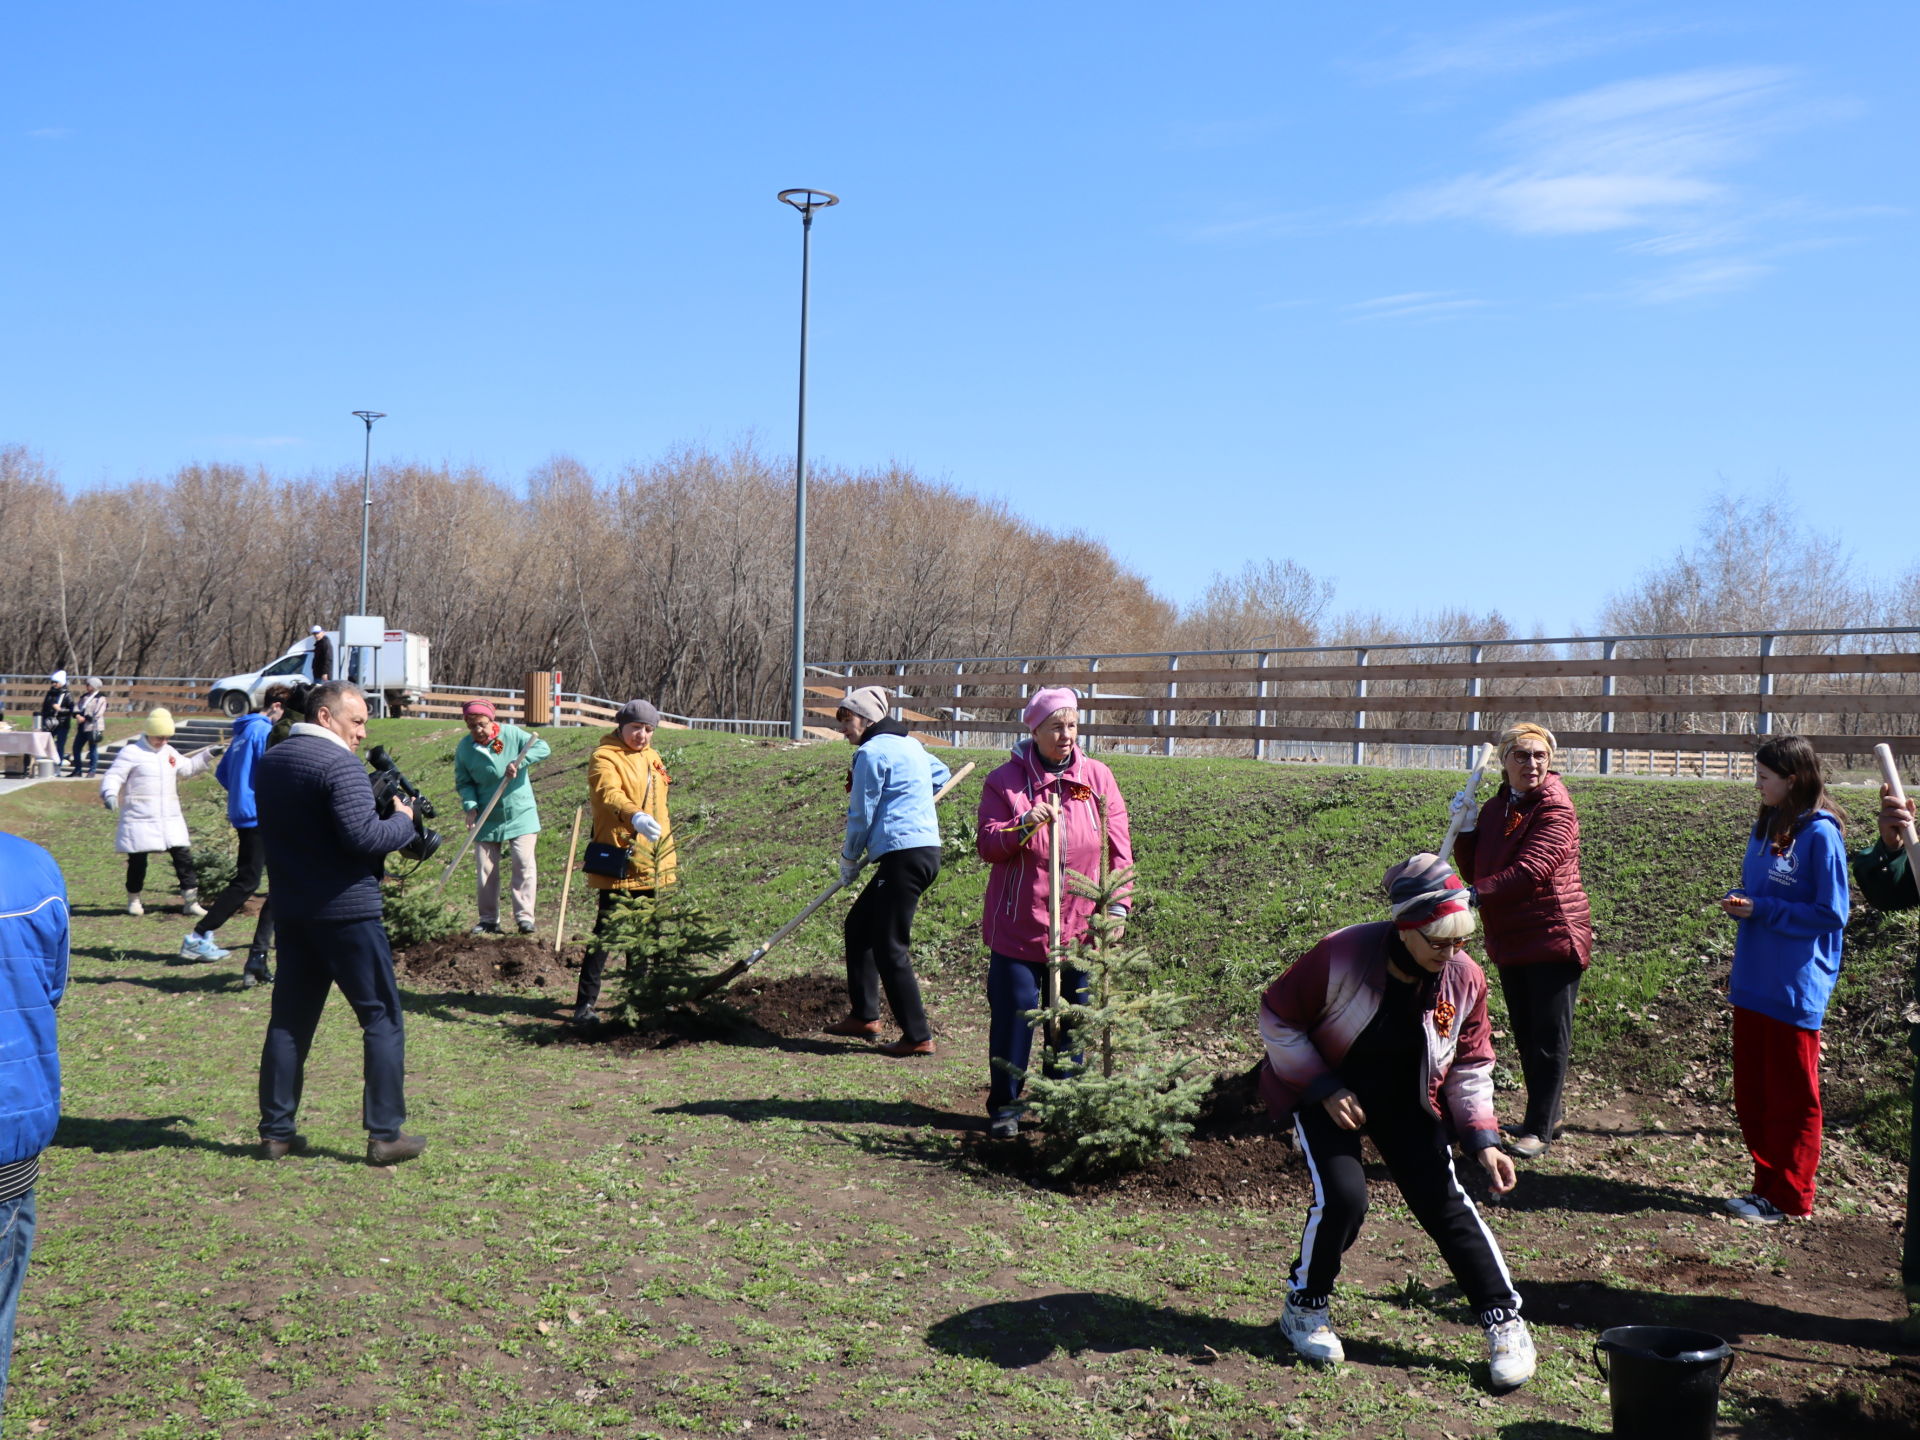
[823, 686, 951, 1058]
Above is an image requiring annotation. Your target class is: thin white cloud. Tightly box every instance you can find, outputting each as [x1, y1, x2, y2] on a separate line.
[1624, 259, 1774, 304]
[27, 127, 72, 140]
[1346, 292, 1488, 323]
[1382, 66, 1796, 236]
[1162, 116, 1282, 152]
[1362, 10, 1705, 82]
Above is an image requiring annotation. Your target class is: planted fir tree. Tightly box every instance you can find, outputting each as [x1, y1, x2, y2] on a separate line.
[1016, 794, 1209, 1179]
[600, 889, 739, 1026]
[381, 875, 458, 950]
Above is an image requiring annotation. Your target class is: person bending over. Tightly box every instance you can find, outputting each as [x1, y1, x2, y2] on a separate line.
[1258, 853, 1534, 1390]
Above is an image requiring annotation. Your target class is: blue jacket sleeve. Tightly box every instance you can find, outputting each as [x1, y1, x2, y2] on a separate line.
[517, 730, 552, 766]
[843, 750, 884, 864]
[928, 753, 952, 795]
[328, 756, 420, 859]
[1749, 822, 1851, 939]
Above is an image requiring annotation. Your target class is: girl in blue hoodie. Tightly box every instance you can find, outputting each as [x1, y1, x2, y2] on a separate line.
[1718, 735, 1849, 1222]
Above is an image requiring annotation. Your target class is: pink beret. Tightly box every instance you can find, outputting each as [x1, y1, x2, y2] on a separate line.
[1023, 687, 1079, 730]
[461, 700, 496, 720]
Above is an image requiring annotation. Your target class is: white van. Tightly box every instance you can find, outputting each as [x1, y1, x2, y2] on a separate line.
[208, 631, 432, 717]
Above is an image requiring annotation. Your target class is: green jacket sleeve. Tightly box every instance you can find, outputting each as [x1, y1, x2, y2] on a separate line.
[1851, 840, 1918, 911]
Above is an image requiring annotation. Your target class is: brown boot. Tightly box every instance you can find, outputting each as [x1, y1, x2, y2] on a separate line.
[823, 1014, 881, 1038]
[875, 1036, 935, 1058]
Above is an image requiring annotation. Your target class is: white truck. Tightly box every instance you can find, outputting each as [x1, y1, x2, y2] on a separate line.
[208, 630, 432, 717]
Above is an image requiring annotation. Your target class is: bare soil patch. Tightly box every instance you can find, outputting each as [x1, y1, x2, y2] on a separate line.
[396, 933, 579, 993]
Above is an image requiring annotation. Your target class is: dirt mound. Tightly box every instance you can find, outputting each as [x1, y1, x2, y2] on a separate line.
[725, 973, 847, 1037]
[546, 973, 850, 1052]
[397, 934, 578, 993]
[958, 1061, 1303, 1210]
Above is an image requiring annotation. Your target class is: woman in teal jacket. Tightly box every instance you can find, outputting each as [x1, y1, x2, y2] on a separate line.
[1717, 735, 1849, 1223]
[454, 701, 551, 934]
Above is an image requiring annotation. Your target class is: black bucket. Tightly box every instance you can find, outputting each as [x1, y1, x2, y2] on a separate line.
[1592, 1325, 1736, 1439]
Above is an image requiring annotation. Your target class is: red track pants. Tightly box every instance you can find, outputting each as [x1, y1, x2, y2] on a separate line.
[1732, 1005, 1823, 1217]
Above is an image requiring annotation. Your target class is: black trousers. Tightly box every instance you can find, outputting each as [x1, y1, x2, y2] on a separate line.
[1498, 961, 1583, 1139]
[126, 847, 197, 894]
[842, 846, 941, 1044]
[574, 887, 654, 1010]
[258, 916, 407, 1141]
[200, 827, 265, 934]
[1291, 1098, 1519, 1315]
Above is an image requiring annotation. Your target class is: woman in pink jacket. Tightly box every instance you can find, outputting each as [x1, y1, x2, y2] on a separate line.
[976, 688, 1132, 1140]
[1257, 854, 1534, 1389]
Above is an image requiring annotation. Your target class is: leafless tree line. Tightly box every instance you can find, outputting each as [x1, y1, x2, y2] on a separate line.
[0, 442, 1172, 716]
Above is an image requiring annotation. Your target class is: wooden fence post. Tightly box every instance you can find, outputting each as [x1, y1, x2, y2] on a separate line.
[1599, 639, 1618, 776]
[1352, 648, 1368, 767]
[1757, 633, 1776, 737]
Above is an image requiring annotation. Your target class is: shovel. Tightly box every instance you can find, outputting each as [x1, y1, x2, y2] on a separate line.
[689, 759, 976, 1000]
[1873, 744, 1920, 854]
[1439, 741, 1497, 865]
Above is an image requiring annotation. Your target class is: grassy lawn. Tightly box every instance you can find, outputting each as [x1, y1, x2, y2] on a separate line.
[2, 723, 1915, 1437]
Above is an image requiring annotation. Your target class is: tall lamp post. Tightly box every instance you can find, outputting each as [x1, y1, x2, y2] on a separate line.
[352, 410, 387, 618]
[777, 188, 838, 741]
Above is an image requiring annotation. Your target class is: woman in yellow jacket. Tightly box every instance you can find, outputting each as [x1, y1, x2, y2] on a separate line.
[572, 699, 676, 1025]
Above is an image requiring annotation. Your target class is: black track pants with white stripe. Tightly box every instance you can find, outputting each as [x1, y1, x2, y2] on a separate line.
[1289, 1099, 1519, 1314]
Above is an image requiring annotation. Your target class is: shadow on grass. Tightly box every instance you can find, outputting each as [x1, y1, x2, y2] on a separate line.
[1496, 1424, 1603, 1438]
[1523, 1276, 1911, 1356]
[70, 968, 250, 996]
[504, 1012, 851, 1057]
[1494, 1169, 1709, 1217]
[926, 1291, 1477, 1382]
[654, 1096, 980, 1131]
[51, 1114, 360, 1164]
[400, 988, 568, 1026]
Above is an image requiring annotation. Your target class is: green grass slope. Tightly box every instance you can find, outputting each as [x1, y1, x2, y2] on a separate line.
[79, 719, 1909, 1160]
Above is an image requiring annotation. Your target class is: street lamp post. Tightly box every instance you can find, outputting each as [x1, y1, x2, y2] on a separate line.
[352, 410, 387, 618]
[777, 188, 839, 741]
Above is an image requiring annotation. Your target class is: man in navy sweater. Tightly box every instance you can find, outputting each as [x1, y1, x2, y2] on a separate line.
[253, 681, 427, 1165]
[0, 832, 67, 1417]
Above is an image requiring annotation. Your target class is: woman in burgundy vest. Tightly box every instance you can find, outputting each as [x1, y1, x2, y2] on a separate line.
[1451, 722, 1593, 1159]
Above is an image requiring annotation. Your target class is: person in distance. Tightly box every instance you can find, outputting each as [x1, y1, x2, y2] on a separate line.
[453, 699, 550, 936]
[572, 699, 675, 1027]
[99, 707, 218, 918]
[1450, 722, 1594, 1160]
[975, 687, 1133, 1140]
[822, 686, 952, 1058]
[1717, 734, 1849, 1225]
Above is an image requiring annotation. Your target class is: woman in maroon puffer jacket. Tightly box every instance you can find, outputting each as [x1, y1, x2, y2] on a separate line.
[1451, 722, 1593, 1159]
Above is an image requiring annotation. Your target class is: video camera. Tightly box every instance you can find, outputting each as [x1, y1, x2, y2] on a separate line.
[366, 745, 444, 863]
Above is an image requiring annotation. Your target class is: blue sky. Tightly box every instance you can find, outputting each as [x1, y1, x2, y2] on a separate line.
[5, 3, 1912, 634]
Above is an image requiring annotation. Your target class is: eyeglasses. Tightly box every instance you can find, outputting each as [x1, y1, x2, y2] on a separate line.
[1510, 750, 1550, 763]
[1417, 936, 1470, 953]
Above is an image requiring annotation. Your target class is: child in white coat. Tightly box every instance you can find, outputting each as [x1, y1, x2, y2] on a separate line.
[100, 708, 217, 915]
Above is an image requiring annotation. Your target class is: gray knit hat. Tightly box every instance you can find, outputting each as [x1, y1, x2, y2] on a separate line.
[838, 686, 889, 723]
[614, 699, 661, 727]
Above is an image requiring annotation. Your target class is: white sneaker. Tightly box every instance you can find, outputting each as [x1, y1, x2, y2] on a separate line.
[1486, 1316, 1536, 1389]
[1280, 1294, 1344, 1364]
[126, 894, 144, 916]
[181, 895, 208, 919]
[180, 932, 230, 962]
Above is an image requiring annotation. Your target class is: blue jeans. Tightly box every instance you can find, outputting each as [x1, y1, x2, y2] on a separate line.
[70, 733, 100, 776]
[986, 952, 1090, 1117]
[0, 1188, 39, 1414]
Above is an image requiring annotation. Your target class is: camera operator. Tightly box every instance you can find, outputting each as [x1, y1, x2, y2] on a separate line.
[252, 680, 428, 1166]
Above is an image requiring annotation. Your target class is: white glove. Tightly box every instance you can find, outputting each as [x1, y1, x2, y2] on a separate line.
[631, 811, 662, 842]
[838, 856, 861, 886]
[1449, 789, 1479, 833]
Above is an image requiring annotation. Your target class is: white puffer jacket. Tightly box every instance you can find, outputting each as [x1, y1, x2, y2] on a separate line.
[100, 736, 213, 853]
